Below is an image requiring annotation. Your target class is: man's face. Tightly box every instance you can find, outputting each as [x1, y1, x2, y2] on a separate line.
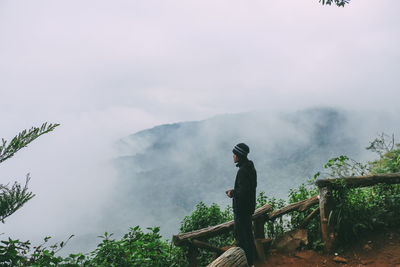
[233, 153, 239, 163]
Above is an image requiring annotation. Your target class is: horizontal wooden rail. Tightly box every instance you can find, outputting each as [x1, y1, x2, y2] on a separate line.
[173, 195, 319, 246]
[173, 195, 320, 246]
[253, 202, 273, 219]
[300, 207, 320, 228]
[175, 172, 400, 263]
[268, 195, 319, 221]
[174, 196, 319, 266]
[173, 220, 234, 246]
[173, 204, 272, 246]
[315, 172, 400, 188]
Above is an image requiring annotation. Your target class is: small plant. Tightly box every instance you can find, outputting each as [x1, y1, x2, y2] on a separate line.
[368, 133, 400, 174]
[260, 195, 287, 240]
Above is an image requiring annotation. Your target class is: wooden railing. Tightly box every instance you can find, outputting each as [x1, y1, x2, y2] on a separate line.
[173, 172, 400, 266]
[173, 196, 319, 266]
[315, 172, 400, 251]
[173, 203, 272, 266]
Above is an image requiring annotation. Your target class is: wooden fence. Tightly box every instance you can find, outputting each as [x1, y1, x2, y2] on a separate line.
[316, 172, 400, 251]
[173, 172, 400, 266]
[173, 196, 318, 266]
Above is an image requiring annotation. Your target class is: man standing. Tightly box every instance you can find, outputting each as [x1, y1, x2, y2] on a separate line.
[226, 143, 257, 266]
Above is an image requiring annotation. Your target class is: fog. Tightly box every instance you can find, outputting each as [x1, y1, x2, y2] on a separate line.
[104, 108, 400, 242]
[0, 0, 399, 255]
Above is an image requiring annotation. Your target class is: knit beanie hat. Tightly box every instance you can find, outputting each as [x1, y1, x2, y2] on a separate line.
[232, 143, 250, 158]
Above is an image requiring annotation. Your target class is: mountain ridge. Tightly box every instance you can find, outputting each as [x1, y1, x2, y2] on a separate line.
[105, 107, 385, 238]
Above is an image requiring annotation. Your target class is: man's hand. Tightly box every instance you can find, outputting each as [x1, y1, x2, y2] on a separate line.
[226, 189, 233, 198]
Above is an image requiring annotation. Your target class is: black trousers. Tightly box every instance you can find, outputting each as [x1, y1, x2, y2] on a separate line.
[234, 211, 256, 265]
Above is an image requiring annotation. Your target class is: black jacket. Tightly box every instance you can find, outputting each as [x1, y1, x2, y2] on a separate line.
[232, 158, 257, 216]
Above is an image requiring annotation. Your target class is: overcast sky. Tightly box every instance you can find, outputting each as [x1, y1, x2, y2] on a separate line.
[0, 0, 399, 251]
[1, 0, 400, 135]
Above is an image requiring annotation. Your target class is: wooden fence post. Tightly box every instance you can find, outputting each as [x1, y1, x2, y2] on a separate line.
[253, 217, 266, 261]
[318, 185, 335, 252]
[253, 217, 265, 239]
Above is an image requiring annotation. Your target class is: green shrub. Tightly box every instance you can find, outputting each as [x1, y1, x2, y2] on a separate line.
[86, 226, 179, 267]
[178, 202, 233, 266]
[326, 134, 400, 246]
[256, 192, 287, 240]
[0, 235, 77, 266]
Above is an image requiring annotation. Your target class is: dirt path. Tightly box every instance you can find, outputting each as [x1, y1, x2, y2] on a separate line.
[256, 229, 400, 267]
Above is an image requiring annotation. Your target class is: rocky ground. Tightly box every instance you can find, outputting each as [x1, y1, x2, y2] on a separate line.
[257, 228, 400, 267]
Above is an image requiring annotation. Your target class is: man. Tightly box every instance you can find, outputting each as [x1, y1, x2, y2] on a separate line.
[226, 143, 257, 266]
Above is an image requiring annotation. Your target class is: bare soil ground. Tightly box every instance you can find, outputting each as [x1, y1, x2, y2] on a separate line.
[256, 229, 400, 267]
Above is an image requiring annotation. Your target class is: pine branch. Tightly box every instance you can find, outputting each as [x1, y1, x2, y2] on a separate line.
[0, 123, 60, 164]
[319, 0, 350, 7]
[0, 174, 35, 223]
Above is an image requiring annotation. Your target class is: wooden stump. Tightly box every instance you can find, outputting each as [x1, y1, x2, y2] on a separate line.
[208, 247, 248, 267]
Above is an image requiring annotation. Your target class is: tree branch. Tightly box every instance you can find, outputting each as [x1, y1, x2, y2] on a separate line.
[0, 122, 60, 163]
[319, 0, 350, 7]
[0, 174, 35, 223]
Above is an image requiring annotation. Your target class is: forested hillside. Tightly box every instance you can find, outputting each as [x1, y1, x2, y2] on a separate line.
[106, 107, 397, 238]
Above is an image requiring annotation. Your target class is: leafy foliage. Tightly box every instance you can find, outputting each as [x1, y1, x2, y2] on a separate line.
[179, 202, 233, 266]
[367, 133, 400, 174]
[322, 155, 368, 178]
[175, 133, 400, 258]
[257, 133, 400, 250]
[179, 202, 233, 234]
[0, 227, 182, 267]
[0, 238, 31, 266]
[257, 192, 287, 240]
[329, 184, 400, 245]
[1, 132, 399, 265]
[87, 227, 179, 267]
[0, 235, 74, 266]
[287, 174, 322, 250]
[327, 134, 400, 245]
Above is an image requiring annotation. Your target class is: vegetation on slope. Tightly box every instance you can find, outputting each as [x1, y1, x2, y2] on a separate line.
[1, 133, 399, 266]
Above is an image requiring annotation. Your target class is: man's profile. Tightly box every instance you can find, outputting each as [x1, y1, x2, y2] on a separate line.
[226, 143, 257, 266]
